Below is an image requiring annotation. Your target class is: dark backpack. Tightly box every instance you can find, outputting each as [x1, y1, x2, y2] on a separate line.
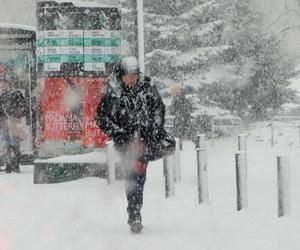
[143, 129, 176, 162]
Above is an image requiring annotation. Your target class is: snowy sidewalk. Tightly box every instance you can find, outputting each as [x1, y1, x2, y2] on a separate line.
[0, 126, 300, 249]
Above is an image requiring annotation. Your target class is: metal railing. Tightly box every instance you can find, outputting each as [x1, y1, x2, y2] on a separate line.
[270, 116, 300, 148]
[211, 116, 242, 146]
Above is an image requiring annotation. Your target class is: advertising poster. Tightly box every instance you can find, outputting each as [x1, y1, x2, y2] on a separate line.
[82, 78, 109, 148]
[36, 1, 121, 149]
[42, 77, 83, 141]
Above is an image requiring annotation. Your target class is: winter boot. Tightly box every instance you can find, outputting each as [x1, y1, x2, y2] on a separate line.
[127, 213, 141, 225]
[130, 219, 143, 234]
[5, 165, 12, 173]
[5, 164, 20, 173]
[12, 165, 20, 173]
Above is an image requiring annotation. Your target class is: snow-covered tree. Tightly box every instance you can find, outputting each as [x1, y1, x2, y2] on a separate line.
[245, 36, 298, 119]
[203, 0, 298, 119]
[144, 0, 229, 92]
[120, 0, 138, 56]
[121, 0, 298, 122]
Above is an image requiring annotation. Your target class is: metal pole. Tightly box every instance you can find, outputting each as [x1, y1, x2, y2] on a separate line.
[136, 0, 145, 73]
[174, 138, 181, 182]
[164, 154, 175, 198]
[277, 156, 290, 217]
[106, 141, 116, 185]
[271, 119, 274, 148]
[298, 119, 300, 148]
[179, 137, 183, 151]
[211, 122, 214, 147]
[27, 51, 35, 154]
[238, 134, 248, 177]
[163, 157, 166, 177]
[197, 134, 208, 204]
[235, 151, 247, 211]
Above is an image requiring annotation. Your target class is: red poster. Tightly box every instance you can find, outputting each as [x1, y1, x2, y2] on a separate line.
[42, 77, 83, 141]
[82, 78, 109, 148]
[43, 78, 69, 140]
[42, 77, 109, 147]
[65, 77, 84, 140]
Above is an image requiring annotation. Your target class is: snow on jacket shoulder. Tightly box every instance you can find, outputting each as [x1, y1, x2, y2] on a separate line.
[95, 74, 166, 149]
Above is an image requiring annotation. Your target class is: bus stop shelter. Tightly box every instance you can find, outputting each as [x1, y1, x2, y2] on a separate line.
[0, 23, 36, 166]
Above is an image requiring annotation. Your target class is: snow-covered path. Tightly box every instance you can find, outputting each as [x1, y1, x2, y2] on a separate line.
[1, 123, 300, 250]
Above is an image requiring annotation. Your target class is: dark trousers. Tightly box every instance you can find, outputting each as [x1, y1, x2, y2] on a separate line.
[120, 150, 148, 222]
[125, 167, 147, 222]
[1, 122, 22, 171]
[6, 143, 21, 171]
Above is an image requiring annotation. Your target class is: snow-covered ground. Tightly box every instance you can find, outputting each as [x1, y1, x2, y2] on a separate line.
[1, 123, 300, 250]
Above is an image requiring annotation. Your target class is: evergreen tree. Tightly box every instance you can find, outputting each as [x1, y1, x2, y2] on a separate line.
[121, 0, 298, 122]
[208, 0, 298, 120]
[120, 0, 138, 56]
[245, 36, 298, 119]
[144, 0, 229, 91]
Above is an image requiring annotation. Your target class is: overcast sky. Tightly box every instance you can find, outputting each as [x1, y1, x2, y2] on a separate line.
[0, 0, 36, 27]
[0, 0, 299, 54]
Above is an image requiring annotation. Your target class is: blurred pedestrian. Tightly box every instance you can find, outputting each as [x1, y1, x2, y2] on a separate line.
[0, 65, 29, 173]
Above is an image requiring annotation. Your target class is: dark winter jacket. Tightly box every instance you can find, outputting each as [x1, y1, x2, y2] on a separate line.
[0, 89, 29, 121]
[95, 74, 175, 161]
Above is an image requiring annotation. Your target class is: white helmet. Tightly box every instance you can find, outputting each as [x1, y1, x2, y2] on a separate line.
[116, 56, 140, 76]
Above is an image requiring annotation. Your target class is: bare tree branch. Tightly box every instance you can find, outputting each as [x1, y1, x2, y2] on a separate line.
[268, 8, 300, 28]
[277, 23, 300, 35]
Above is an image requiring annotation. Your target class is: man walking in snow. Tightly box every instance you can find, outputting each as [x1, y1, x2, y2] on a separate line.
[96, 56, 175, 233]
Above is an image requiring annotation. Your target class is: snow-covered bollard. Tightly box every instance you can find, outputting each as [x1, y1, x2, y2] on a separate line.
[235, 151, 247, 211]
[196, 134, 208, 204]
[179, 137, 183, 151]
[174, 138, 181, 182]
[277, 156, 290, 217]
[106, 141, 116, 185]
[238, 134, 248, 170]
[238, 134, 247, 152]
[298, 121, 300, 148]
[164, 154, 175, 198]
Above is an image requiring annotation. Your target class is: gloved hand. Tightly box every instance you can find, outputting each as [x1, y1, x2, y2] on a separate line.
[134, 160, 147, 175]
